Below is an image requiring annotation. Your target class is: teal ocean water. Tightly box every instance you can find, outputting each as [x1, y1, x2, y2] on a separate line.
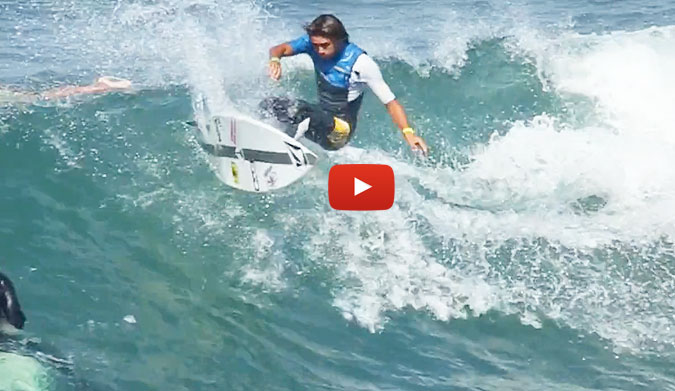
[2, 0, 675, 390]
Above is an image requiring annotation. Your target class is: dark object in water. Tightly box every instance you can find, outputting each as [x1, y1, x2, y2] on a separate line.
[0, 272, 26, 329]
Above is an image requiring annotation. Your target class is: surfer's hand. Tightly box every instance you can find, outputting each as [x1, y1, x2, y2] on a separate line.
[268, 58, 282, 80]
[404, 133, 429, 156]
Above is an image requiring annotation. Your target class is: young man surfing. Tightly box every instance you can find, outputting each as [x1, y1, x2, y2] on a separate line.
[262, 14, 428, 155]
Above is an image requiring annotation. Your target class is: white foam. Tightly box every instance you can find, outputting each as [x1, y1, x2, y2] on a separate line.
[241, 229, 288, 291]
[513, 25, 675, 142]
[290, 116, 675, 354]
[0, 352, 52, 391]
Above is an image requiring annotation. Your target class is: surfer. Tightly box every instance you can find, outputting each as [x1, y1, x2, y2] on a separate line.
[0, 272, 77, 389]
[0, 272, 26, 330]
[0, 76, 132, 105]
[262, 14, 429, 155]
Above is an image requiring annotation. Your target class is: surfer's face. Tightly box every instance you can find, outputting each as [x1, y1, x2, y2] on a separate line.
[310, 35, 339, 59]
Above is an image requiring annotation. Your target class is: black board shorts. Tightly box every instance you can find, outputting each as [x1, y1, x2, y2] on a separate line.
[259, 97, 353, 150]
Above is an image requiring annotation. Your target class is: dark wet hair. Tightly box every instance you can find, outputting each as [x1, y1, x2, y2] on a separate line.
[304, 14, 349, 42]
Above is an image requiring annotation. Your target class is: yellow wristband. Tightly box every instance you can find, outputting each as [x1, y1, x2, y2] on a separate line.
[269, 57, 281, 63]
[402, 127, 415, 135]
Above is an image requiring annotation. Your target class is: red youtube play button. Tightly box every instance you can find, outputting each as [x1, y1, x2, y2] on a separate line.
[328, 164, 395, 211]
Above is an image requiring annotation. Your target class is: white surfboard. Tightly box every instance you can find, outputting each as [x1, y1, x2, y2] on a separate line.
[192, 114, 319, 192]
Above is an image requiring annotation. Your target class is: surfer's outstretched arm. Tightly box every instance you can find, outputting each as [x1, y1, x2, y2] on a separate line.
[267, 42, 296, 81]
[357, 53, 429, 155]
[385, 99, 428, 155]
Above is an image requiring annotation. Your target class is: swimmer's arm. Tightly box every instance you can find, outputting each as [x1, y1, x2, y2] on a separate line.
[41, 84, 108, 100]
[41, 77, 132, 100]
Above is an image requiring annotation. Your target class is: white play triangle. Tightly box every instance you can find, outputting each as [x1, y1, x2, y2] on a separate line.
[354, 177, 372, 196]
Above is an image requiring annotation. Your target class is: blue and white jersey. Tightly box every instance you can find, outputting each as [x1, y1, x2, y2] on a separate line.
[288, 34, 396, 105]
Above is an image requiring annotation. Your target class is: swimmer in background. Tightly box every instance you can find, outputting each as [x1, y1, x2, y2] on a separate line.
[0, 76, 132, 105]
